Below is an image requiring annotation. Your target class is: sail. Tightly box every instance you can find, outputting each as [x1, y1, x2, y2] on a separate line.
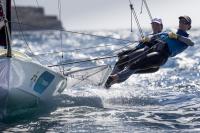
[65, 65, 112, 89]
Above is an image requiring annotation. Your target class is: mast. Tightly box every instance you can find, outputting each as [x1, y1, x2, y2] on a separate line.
[6, 0, 12, 57]
[0, 0, 12, 57]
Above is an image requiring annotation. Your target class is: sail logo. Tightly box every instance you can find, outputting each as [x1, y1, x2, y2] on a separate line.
[33, 71, 55, 94]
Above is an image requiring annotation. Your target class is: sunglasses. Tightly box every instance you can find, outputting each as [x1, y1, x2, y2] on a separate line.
[179, 19, 190, 25]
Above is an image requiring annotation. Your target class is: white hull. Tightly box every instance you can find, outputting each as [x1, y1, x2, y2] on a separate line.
[0, 50, 67, 117]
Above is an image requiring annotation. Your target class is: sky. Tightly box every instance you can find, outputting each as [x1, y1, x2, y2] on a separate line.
[14, 0, 200, 30]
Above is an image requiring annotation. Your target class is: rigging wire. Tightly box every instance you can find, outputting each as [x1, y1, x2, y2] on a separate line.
[35, 0, 40, 7]
[12, 0, 45, 63]
[31, 44, 118, 56]
[130, 2, 133, 32]
[48, 40, 153, 68]
[140, 0, 144, 14]
[47, 38, 158, 69]
[10, 20, 140, 67]
[45, 41, 139, 70]
[10, 21, 140, 69]
[10, 21, 133, 43]
[58, 0, 64, 74]
[10, 21, 138, 54]
[48, 55, 118, 68]
[103, 42, 135, 57]
[47, 41, 141, 68]
[12, 0, 34, 55]
[11, 0, 155, 86]
[67, 66, 108, 87]
[31, 43, 131, 56]
[11, 0, 155, 70]
[142, 0, 153, 21]
[12, 0, 54, 66]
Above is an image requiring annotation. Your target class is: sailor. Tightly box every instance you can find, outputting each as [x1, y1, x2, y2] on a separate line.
[105, 15, 194, 89]
[113, 18, 164, 76]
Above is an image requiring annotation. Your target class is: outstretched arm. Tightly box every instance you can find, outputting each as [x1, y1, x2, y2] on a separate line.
[168, 32, 194, 46]
[177, 35, 194, 46]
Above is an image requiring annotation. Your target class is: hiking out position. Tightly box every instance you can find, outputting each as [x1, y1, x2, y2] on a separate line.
[105, 15, 194, 89]
[114, 18, 164, 76]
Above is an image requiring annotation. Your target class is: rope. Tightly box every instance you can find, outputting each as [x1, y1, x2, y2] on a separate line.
[128, 0, 144, 38]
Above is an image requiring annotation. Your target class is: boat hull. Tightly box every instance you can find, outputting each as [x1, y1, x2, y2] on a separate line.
[0, 51, 67, 118]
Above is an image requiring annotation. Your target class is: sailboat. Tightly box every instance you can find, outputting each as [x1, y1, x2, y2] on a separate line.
[0, 0, 69, 119]
[0, 0, 111, 119]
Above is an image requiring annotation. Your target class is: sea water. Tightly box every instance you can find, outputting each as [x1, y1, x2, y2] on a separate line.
[1, 29, 200, 132]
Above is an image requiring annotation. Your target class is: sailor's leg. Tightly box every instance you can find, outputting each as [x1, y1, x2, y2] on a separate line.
[127, 48, 149, 65]
[135, 67, 159, 74]
[112, 48, 147, 75]
[111, 55, 129, 75]
[105, 67, 135, 89]
[104, 48, 149, 89]
[105, 57, 129, 89]
[129, 52, 168, 70]
[116, 67, 136, 83]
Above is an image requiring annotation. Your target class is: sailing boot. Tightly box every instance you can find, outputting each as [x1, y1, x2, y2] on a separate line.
[104, 76, 114, 89]
[104, 75, 118, 89]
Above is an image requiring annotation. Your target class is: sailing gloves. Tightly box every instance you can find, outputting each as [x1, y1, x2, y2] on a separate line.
[141, 36, 150, 43]
[168, 32, 178, 39]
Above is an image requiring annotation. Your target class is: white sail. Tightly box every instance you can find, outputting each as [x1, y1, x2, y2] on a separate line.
[65, 65, 112, 89]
